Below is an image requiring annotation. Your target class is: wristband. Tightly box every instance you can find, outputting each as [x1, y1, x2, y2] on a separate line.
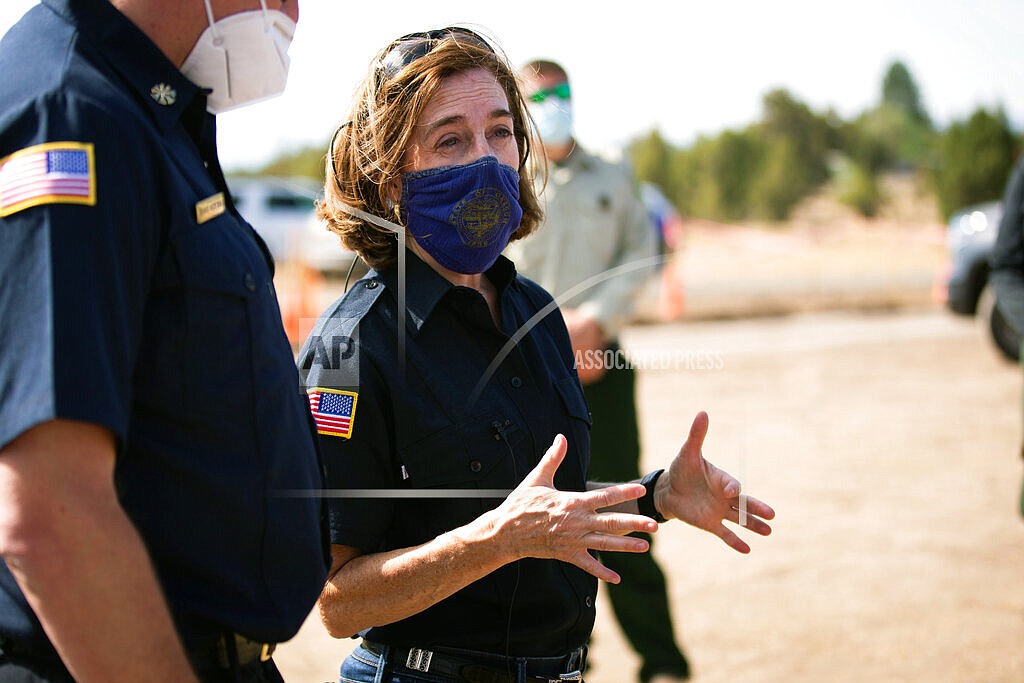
[638, 469, 667, 523]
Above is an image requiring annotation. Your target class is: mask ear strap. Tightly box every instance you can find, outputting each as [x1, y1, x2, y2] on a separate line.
[200, 0, 220, 39]
[336, 202, 403, 236]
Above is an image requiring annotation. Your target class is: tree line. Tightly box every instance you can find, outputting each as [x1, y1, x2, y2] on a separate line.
[242, 61, 1021, 224]
[629, 61, 1021, 222]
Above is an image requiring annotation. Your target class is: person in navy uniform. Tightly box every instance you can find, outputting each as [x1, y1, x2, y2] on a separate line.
[0, 1, 326, 681]
[299, 28, 775, 683]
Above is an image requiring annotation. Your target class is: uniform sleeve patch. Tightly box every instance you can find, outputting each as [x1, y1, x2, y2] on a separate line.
[308, 388, 358, 439]
[0, 142, 96, 217]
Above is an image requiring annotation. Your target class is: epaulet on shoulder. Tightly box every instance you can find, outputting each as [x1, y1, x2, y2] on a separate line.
[342, 276, 386, 310]
[312, 277, 385, 338]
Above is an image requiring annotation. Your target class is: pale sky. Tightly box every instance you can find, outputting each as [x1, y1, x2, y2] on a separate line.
[2, 0, 1022, 172]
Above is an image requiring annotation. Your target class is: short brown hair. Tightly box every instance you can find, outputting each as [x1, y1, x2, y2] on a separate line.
[319, 29, 543, 270]
[520, 59, 569, 85]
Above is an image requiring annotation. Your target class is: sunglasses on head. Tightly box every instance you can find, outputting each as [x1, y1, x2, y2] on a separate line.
[528, 82, 571, 103]
[375, 26, 495, 85]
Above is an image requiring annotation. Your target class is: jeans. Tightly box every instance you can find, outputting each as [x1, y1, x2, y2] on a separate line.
[340, 642, 456, 683]
[338, 642, 583, 683]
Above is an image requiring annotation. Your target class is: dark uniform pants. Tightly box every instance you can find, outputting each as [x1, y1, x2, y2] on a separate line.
[584, 361, 691, 682]
[0, 651, 285, 683]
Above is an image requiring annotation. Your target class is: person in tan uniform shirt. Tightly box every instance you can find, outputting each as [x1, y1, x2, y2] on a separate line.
[506, 58, 692, 683]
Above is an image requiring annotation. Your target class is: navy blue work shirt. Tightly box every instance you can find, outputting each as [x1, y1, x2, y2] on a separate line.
[0, 0, 327, 654]
[297, 251, 596, 657]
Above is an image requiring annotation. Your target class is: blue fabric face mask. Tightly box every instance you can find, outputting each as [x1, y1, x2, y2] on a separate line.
[400, 156, 523, 274]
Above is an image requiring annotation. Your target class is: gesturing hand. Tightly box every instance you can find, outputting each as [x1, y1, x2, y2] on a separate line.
[655, 411, 775, 553]
[491, 434, 658, 583]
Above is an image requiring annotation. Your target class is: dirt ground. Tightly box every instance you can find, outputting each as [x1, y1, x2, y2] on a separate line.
[273, 202, 1023, 682]
[617, 309, 1024, 683]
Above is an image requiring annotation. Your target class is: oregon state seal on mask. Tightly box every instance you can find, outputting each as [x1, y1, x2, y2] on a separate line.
[450, 186, 513, 248]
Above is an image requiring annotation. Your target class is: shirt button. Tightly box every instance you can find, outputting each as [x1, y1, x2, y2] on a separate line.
[244, 272, 256, 291]
[585, 596, 593, 608]
[469, 460, 482, 473]
[365, 280, 378, 289]
[510, 376, 523, 388]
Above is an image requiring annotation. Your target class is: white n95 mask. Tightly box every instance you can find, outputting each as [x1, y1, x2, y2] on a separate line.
[529, 98, 574, 147]
[181, 0, 296, 114]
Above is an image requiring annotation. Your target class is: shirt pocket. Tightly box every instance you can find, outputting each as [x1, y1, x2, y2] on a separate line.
[399, 412, 526, 489]
[396, 413, 526, 541]
[171, 217, 258, 427]
[553, 375, 592, 484]
[559, 184, 620, 267]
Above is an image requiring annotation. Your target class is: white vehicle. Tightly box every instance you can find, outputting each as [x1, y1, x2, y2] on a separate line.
[227, 175, 361, 277]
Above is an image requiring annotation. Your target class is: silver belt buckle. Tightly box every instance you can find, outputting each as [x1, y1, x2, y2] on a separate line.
[554, 672, 583, 682]
[405, 647, 433, 672]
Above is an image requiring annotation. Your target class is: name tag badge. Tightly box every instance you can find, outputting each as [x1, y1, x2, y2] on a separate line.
[195, 192, 226, 224]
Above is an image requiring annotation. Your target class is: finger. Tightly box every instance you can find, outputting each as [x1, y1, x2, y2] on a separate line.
[725, 507, 772, 536]
[568, 550, 622, 584]
[707, 462, 742, 499]
[736, 494, 776, 521]
[520, 434, 567, 488]
[721, 476, 741, 499]
[584, 531, 651, 554]
[716, 525, 751, 554]
[583, 482, 647, 510]
[726, 494, 774, 523]
[591, 510, 659, 536]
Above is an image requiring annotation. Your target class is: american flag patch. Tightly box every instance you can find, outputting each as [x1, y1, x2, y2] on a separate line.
[308, 389, 358, 439]
[0, 142, 96, 217]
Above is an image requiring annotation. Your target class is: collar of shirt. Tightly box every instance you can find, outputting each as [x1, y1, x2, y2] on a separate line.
[44, 0, 204, 136]
[375, 251, 519, 336]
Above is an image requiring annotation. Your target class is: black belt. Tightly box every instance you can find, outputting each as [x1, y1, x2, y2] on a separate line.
[189, 633, 277, 671]
[1, 633, 275, 676]
[362, 639, 584, 682]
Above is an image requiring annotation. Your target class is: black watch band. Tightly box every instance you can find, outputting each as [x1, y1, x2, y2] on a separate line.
[638, 469, 667, 523]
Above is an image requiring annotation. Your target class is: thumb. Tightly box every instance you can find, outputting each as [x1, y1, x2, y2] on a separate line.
[680, 411, 709, 463]
[521, 434, 567, 489]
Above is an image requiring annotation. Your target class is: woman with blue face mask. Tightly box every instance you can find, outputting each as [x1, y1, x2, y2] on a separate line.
[297, 27, 775, 683]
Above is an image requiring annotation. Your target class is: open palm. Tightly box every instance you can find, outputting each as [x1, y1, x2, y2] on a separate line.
[658, 412, 775, 553]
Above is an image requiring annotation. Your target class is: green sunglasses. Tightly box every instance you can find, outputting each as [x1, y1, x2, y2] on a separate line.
[528, 82, 571, 103]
